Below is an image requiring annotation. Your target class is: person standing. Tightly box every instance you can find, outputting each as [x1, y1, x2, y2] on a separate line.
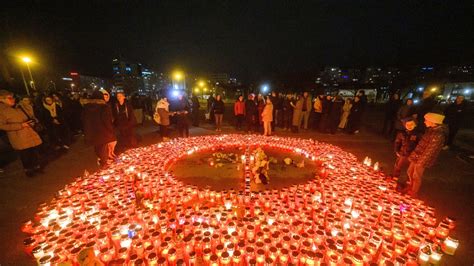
[234, 95, 246, 130]
[175, 94, 190, 137]
[156, 97, 171, 141]
[212, 95, 225, 132]
[257, 94, 266, 131]
[41, 95, 71, 150]
[299, 92, 312, 130]
[407, 113, 447, 196]
[319, 95, 332, 132]
[282, 94, 293, 131]
[394, 98, 416, 134]
[346, 96, 363, 134]
[191, 94, 200, 127]
[131, 94, 144, 125]
[0, 90, 43, 176]
[245, 94, 257, 133]
[261, 96, 273, 136]
[291, 94, 303, 133]
[207, 94, 216, 124]
[338, 98, 352, 130]
[82, 90, 116, 168]
[327, 95, 344, 134]
[382, 93, 402, 138]
[443, 95, 466, 149]
[312, 94, 323, 130]
[416, 91, 436, 130]
[113, 91, 137, 150]
[392, 118, 421, 193]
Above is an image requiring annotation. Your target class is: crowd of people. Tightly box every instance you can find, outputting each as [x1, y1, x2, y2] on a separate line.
[0, 89, 154, 175]
[203, 90, 370, 135]
[0, 87, 469, 196]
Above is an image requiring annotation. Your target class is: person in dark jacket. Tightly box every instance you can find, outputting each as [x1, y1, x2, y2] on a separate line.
[245, 94, 257, 133]
[69, 93, 83, 135]
[392, 118, 421, 192]
[175, 94, 191, 137]
[443, 95, 467, 149]
[41, 95, 71, 150]
[234, 95, 246, 130]
[382, 93, 402, 138]
[346, 96, 363, 134]
[82, 91, 116, 167]
[416, 91, 436, 131]
[319, 95, 331, 132]
[207, 95, 215, 124]
[394, 98, 416, 132]
[191, 94, 200, 127]
[407, 113, 447, 196]
[327, 95, 344, 134]
[112, 91, 137, 150]
[282, 94, 294, 131]
[212, 95, 225, 131]
[131, 94, 144, 125]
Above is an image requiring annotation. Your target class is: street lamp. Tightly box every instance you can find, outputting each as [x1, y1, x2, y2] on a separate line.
[19, 56, 36, 95]
[172, 70, 186, 92]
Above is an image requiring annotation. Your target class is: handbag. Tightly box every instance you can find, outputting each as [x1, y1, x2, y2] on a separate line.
[19, 106, 44, 132]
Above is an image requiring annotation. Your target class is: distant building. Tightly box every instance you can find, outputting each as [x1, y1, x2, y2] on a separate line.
[210, 73, 230, 85]
[442, 82, 473, 101]
[62, 72, 110, 94]
[112, 58, 169, 96]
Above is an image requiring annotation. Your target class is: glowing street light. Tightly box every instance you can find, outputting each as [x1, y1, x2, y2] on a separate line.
[430, 87, 437, 92]
[261, 84, 269, 93]
[198, 80, 205, 87]
[19, 55, 36, 95]
[22, 57, 32, 63]
[173, 71, 184, 81]
[194, 87, 200, 93]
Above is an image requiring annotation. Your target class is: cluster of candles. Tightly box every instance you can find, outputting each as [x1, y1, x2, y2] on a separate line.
[21, 134, 459, 265]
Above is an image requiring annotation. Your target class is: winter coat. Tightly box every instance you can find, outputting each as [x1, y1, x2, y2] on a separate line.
[302, 96, 312, 112]
[338, 102, 352, 128]
[261, 103, 273, 122]
[156, 99, 170, 126]
[212, 100, 225, 114]
[329, 98, 344, 120]
[0, 103, 42, 150]
[444, 102, 467, 126]
[245, 99, 257, 118]
[292, 98, 304, 126]
[395, 104, 416, 130]
[385, 99, 402, 119]
[113, 101, 136, 129]
[417, 97, 436, 119]
[234, 100, 246, 116]
[313, 97, 323, 113]
[41, 102, 66, 126]
[82, 99, 116, 146]
[408, 125, 447, 168]
[394, 129, 421, 157]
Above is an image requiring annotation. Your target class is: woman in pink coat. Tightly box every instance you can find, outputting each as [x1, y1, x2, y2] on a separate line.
[261, 96, 273, 136]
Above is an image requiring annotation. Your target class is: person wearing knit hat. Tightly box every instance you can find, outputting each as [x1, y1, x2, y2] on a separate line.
[406, 112, 447, 196]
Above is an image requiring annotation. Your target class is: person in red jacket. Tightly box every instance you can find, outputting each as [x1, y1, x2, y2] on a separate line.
[407, 113, 447, 196]
[234, 95, 246, 130]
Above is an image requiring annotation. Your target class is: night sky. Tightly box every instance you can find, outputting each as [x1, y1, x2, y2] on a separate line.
[1, 1, 473, 82]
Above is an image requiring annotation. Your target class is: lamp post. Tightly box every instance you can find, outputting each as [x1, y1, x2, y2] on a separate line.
[22, 57, 36, 92]
[172, 70, 186, 96]
[19, 68, 30, 96]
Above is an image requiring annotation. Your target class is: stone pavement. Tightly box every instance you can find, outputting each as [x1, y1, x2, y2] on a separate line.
[0, 121, 473, 265]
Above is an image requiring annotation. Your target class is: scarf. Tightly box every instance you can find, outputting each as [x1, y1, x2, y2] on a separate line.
[43, 102, 57, 118]
[157, 99, 169, 112]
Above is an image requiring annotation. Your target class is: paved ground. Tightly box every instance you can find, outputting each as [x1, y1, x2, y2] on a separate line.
[0, 114, 473, 265]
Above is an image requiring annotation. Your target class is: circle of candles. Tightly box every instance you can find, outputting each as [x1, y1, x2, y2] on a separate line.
[20, 134, 460, 265]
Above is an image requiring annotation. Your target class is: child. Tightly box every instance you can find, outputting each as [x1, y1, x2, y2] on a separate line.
[392, 117, 421, 193]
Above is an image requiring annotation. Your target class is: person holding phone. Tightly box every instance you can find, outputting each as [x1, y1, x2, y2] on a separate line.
[0, 90, 43, 176]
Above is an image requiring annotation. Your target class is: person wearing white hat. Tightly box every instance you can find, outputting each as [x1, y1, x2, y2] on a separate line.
[407, 112, 447, 196]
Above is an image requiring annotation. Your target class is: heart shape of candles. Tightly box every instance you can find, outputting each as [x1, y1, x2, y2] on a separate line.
[22, 134, 458, 265]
